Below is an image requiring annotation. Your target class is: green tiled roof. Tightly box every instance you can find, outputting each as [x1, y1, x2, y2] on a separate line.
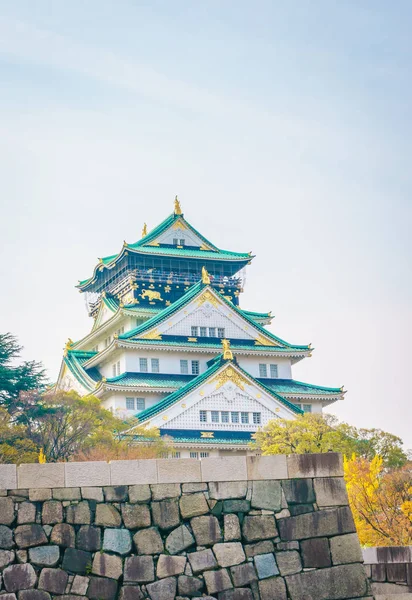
[258, 379, 343, 396]
[64, 350, 100, 392]
[106, 372, 192, 388]
[135, 212, 220, 251]
[120, 282, 309, 350]
[136, 358, 303, 424]
[119, 338, 307, 353]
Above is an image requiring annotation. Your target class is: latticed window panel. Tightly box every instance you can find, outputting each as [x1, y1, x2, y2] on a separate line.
[162, 305, 255, 340]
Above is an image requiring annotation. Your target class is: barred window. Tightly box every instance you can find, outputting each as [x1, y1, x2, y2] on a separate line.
[126, 398, 135, 410]
[270, 364, 278, 378]
[221, 411, 229, 423]
[171, 451, 181, 458]
[191, 360, 200, 375]
[180, 360, 188, 374]
[253, 412, 261, 424]
[208, 327, 216, 337]
[303, 404, 312, 413]
[136, 398, 145, 411]
[139, 358, 148, 372]
[217, 327, 225, 338]
[179, 239, 185, 246]
[231, 411, 239, 423]
[200, 452, 209, 458]
[191, 326, 198, 337]
[241, 412, 249, 424]
[259, 364, 268, 378]
[190, 452, 199, 459]
[151, 358, 159, 373]
[211, 411, 219, 423]
[173, 238, 178, 245]
[199, 410, 207, 422]
[199, 327, 207, 337]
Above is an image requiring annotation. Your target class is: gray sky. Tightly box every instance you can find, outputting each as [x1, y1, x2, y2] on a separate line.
[0, 1, 411, 447]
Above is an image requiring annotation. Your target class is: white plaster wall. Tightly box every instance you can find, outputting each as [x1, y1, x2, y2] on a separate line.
[58, 366, 88, 396]
[99, 352, 127, 379]
[101, 392, 166, 416]
[123, 349, 213, 375]
[155, 227, 204, 247]
[237, 356, 292, 379]
[162, 305, 255, 340]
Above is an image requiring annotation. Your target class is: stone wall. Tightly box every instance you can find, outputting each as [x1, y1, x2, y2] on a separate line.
[0, 453, 372, 600]
[363, 546, 412, 599]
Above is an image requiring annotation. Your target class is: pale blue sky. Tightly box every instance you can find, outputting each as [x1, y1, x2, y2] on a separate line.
[0, 1, 411, 447]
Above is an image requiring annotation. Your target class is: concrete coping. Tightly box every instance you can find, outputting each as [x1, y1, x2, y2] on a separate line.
[363, 546, 412, 564]
[0, 452, 344, 490]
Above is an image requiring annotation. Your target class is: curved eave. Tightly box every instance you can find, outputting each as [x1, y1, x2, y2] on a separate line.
[63, 352, 98, 393]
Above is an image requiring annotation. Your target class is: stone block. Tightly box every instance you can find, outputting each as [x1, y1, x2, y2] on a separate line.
[330, 533, 363, 565]
[70, 575, 90, 595]
[282, 479, 315, 504]
[218, 589, 253, 600]
[289, 503, 314, 516]
[61, 548, 92, 574]
[247, 455, 288, 480]
[18, 591, 51, 600]
[103, 528, 132, 555]
[121, 503, 151, 529]
[157, 459, 201, 483]
[28, 489, 52, 502]
[278, 506, 355, 540]
[182, 483, 208, 493]
[134, 527, 164, 555]
[52, 488, 81, 501]
[387, 563, 407, 582]
[3, 563, 37, 592]
[224, 514, 241, 541]
[0, 465, 17, 490]
[50, 523, 75, 548]
[213, 542, 245, 567]
[287, 452, 343, 478]
[65, 462, 110, 487]
[277, 541, 299, 551]
[245, 541, 275, 558]
[152, 498, 180, 530]
[314, 477, 349, 507]
[66, 502, 91, 525]
[371, 563, 386, 581]
[258, 577, 287, 600]
[275, 550, 302, 575]
[103, 485, 128, 501]
[28, 545, 60, 567]
[118, 586, 144, 600]
[0, 525, 14, 549]
[188, 549, 218, 574]
[251, 480, 282, 511]
[17, 502, 36, 525]
[300, 537, 331, 568]
[201, 457, 247, 482]
[87, 576, 118, 600]
[18, 464, 64, 489]
[110, 459, 158, 485]
[377, 546, 412, 563]
[80, 487, 104, 502]
[223, 499, 250, 513]
[124, 556, 155, 583]
[178, 575, 204, 597]
[204, 568, 233, 594]
[151, 483, 181, 500]
[92, 552, 123, 580]
[0, 498, 15, 525]
[146, 577, 177, 600]
[129, 484, 151, 503]
[42, 501, 63, 524]
[285, 563, 368, 600]
[242, 515, 277, 542]
[0, 594, 16, 600]
[0, 549, 15, 569]
[38, 568, 68, 594]
[157, 554, 187, 578]
[15, 524, 47, 548]
[95, 504, 121, 527]
[254, 553, 279, 579]
[75, 525, 101, 552]
[180, 493, 209, 519]
[230, 562, 258, 587]
[165, 524, 195, 554]
[371, 582, 412, 595]
[191, 515, 222, 545]
[209, 481, 248, 500]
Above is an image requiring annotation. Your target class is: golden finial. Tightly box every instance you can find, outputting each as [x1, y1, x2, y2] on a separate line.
[142, 223, 148, 238]
[101, 377, 107, 383]
[201, 266, 211, 285]
[222, 339, 233, 361]
[65, 338, 74, 350]
[174, 195, 182, 215]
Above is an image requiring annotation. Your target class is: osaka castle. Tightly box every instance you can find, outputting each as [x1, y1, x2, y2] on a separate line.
[56, 198, 345, 457]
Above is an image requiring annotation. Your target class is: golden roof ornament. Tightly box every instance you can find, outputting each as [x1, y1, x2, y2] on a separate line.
[174, 195, 182, 215]
[201, 266, 211, 285]
[222, 339, 233, 361]
[142, 223, 148, 238]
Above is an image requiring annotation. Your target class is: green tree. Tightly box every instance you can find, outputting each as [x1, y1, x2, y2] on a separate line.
[0, 407, 38, 464]
[0, 333, 46, 415]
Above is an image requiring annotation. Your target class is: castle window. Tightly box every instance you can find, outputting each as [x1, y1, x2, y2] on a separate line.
[112, 361, 120, 377]
[92, 345, 98, 352]
[221, 411, 229, 423]
[151, 358, 159, 373]
[241, 411, 249, 424]
[211, 410, 219, 423]
[200, 452, 209, 458]
[253, 412, 261, 424]
[191, 326, 198, 337]
[208, 327, 216, 337]
[270, 364, 278, 378]
[231, 411, 239, 423]
[136, 398, 145, 411]
[199, 327, 207, 337]
[190, 451, 199, 458]
[126, 398, 135, 410]
[259, 364, 268, 378]
[199, 410, 207, 422]
[171, 451, 181, 458]
[180, 360, 189, 374]
[217, 327, 225, 338]
[139, 358, 148, 372]
[173, 238, 178, 245]
[179, 239, 185, 246]
[191, 360, 200, 375]
[303, 404, 312, 413]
